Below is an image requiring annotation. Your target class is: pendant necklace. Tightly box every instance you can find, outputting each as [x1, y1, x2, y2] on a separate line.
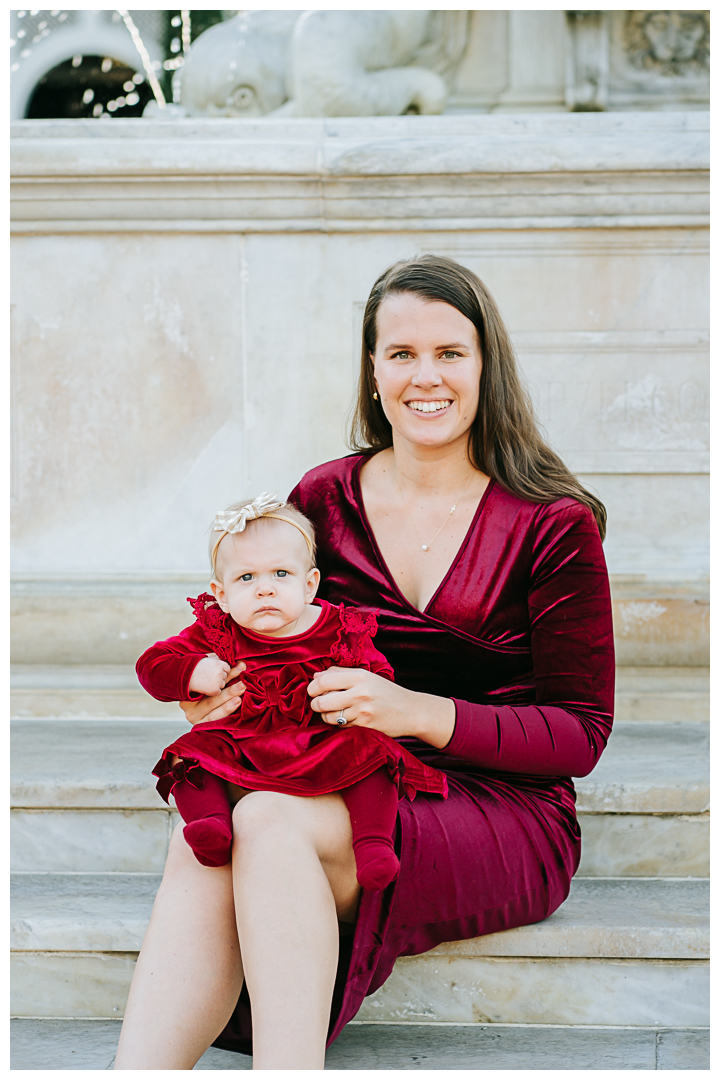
[395, 470, 474, 552]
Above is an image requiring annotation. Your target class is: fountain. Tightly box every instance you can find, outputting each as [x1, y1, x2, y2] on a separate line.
[9, 10, 709, 642]
[7, 14, 712, 1063]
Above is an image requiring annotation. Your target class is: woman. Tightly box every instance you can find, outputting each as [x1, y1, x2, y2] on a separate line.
[114, 255, 614, 1070]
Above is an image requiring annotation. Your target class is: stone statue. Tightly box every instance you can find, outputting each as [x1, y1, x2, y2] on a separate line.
[162, 10, 469, 119]
[172, 11, 297, 118]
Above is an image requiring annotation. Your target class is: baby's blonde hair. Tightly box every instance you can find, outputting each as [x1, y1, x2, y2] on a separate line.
[209, 495, 316, 579]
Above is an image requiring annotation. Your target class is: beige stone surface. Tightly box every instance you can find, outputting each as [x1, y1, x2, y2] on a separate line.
[11, 874, 708, 958]
[451, 10, 567, 113]
[614, 666, 708, 723]
[10, 115, 709, 591]
[16, 1017, 709, 1070]
[14, 804, 705, 879]
[9, 872, 708, 1023]
[612, 597, 709, 667]
[356, 956, 709, 1027]
[574, 723, 708, 814]
[11, 661, 180, 716]
[12, 719, 708, 814]
[11, 687, 179, 718]
[10, 952, 708, 1024]
[577, 812, 709, 878]
[11, 719, 188, 808]
[10, 872, 709, 1024]
[11, 951, 136, 1019]
[11, 233, 246, 574]
[11, 113, 709, 177]
[11, 874, 160, 952]
[10, 665, 710, 722]
[11, 810, 171, 873]
[12, 582, 709, 665]
[11, 579, 204, 664]
[595, 477, 709, 585]
[10, 715, 708, 875]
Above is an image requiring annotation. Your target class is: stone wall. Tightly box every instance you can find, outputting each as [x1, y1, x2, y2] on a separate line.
[449, 10, 709, 113]
[10, 112, 708, 663]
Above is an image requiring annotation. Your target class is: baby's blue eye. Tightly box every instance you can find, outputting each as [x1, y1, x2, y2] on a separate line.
[276, 570, 288, 578]
[241, 573, 253, 582]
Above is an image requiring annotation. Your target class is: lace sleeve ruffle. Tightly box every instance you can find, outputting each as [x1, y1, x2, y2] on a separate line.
[330, 604, 381, 667]
[187, 593, 236, 665]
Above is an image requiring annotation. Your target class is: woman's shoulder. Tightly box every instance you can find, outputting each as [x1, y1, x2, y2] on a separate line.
[288, 453, 365, 515]
[490, 483, 596, 527]
[486, 485, 602, 559]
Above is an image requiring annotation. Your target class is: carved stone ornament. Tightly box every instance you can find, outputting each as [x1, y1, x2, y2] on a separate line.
[165, 10, 469, 119]
[624, 10, 710, 77]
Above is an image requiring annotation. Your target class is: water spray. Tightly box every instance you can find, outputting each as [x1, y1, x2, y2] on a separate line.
[181, 11, 192, 56]
[116, 9, 166, 109]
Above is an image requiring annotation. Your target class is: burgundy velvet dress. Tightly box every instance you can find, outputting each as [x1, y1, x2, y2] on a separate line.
[213, 454, 615, 1056]
[138, 599, 447, 803]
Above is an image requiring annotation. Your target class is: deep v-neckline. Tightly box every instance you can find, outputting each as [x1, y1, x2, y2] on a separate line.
[351, 456, 494, 617]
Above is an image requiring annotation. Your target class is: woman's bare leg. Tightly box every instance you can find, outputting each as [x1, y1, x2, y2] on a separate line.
[115, 791, 360, 1070]
[232, 790, 360, 1070]
[113, 824, 243, 1070]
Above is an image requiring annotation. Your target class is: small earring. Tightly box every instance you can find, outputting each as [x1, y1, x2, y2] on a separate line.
[373, 391, 379, 400]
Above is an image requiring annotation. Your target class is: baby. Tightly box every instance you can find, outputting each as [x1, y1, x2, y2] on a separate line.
[137, 494, 447, 891]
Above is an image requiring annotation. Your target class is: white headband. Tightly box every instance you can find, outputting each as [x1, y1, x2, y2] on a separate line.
[211, 492, 315, 574]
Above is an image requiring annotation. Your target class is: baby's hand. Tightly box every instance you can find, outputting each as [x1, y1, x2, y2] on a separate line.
[189, 654, 232, 696]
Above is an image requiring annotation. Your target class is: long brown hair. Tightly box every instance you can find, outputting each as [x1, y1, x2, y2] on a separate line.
[350, 254, 606, 540]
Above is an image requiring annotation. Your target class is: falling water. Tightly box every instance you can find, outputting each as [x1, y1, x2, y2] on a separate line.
[10, 9, 180, 118]
[116, 10, 165, 109]
[181, 11, 192, 55]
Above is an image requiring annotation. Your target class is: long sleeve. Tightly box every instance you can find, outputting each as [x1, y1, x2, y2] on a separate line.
[136, 623, 211, 702]
[444, 503, 614, 778]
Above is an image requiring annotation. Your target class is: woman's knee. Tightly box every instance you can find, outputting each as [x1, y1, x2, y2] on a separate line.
[159, 820, 233, 902]
[231, 790, 300, 843]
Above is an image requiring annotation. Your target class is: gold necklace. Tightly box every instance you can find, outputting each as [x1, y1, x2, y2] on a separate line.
[395, 470, 474, 552]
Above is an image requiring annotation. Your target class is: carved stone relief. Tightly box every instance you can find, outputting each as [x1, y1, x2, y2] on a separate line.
[564, 10, 709, 112]
[624, 10, 709, 77]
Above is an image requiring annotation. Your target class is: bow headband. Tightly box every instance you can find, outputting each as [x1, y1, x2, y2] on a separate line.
[211, 492, 314, 575]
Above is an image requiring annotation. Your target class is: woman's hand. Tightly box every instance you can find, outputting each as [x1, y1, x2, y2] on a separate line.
[306, 667, 456, 750]
[178, 661, 246, 726]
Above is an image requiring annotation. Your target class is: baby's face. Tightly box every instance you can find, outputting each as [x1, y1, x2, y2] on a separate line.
[211, 520, 319, 636]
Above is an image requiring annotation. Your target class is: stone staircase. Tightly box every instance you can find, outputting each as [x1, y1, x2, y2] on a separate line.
[10, 659, 709, 1069]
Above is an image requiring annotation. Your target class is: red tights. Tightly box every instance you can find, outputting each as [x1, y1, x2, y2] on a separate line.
[171, 766, 400, 889]
[341, 768, 400, 890]
[172, 769, 233, 868]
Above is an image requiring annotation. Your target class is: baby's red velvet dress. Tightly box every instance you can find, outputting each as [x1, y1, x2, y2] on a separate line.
[137, 597, 448, 803]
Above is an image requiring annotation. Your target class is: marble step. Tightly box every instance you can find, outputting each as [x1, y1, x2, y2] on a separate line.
[10, 576, 710, 668]
[10, 719, 710, 877]
[10, 874, 709, 1026]
[10, 664, 710, 722]
[614, 666, 708, 723]
[9, 1018, 711, 1070]
[10, 665, 178, 719]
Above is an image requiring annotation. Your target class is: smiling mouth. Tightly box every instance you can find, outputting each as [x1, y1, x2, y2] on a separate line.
[406, 399, 452, 414]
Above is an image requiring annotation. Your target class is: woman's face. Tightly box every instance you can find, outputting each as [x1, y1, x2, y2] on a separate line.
[372, 292, 483, 455]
